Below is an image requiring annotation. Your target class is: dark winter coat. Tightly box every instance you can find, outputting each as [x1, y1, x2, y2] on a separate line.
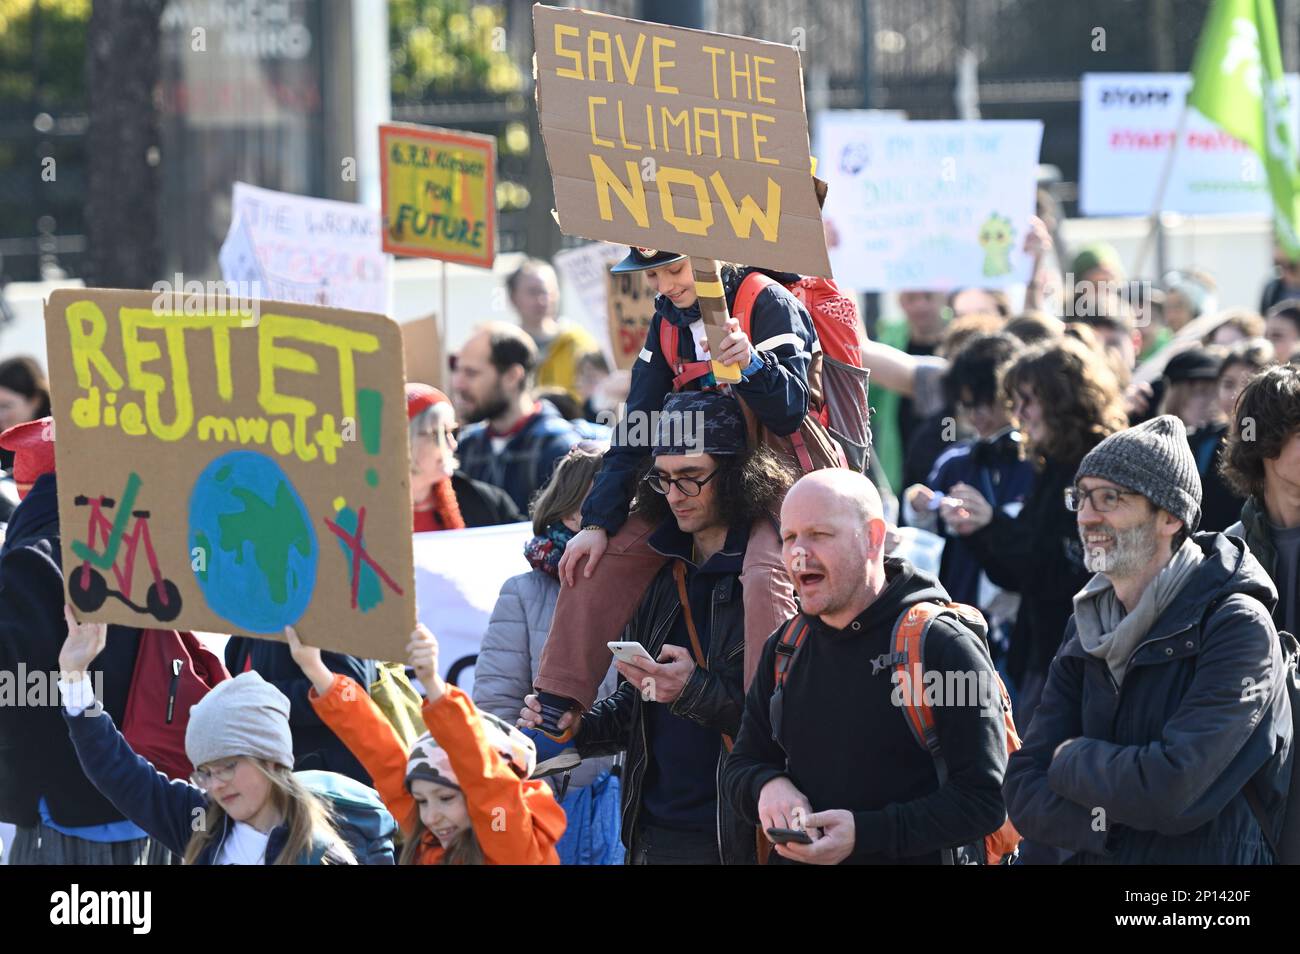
[574, 520, 753, 864]
[581, 267, 817, 535]
[1003, 533, 1291, 864]
[456, 401, 583, 514]
[0, 473, 143, 827]
[722, 559, 1009, 864]
[451, 471, 523, 527]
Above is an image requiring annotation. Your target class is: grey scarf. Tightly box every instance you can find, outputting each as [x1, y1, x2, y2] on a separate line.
[1073, 539, 1205, 687]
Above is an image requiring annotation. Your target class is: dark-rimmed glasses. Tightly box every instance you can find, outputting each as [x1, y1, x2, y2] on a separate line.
[645, 468, 720, 497]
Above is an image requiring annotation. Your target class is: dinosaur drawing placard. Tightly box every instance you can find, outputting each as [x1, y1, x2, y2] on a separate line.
[44, 289, 416, 663]
[814, 117, 1043, 292]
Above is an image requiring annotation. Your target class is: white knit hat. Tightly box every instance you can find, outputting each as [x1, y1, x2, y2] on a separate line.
[185, 671, 294, 770]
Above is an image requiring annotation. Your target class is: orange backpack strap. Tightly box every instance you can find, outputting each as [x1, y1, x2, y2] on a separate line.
[731, 271, 778, 340]
[658, 315, 713, 391]
[892, 603, 946, 763]
[772, 615, 811, 690]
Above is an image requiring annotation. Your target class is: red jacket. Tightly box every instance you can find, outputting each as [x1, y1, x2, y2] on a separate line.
[310, 674, 564, 864]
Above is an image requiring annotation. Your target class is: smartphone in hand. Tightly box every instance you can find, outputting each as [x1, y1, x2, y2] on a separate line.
[766, 827, 814, 846]
[607, 641, 658, 667]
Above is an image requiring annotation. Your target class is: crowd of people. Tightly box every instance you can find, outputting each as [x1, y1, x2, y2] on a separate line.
[0, 228, 1298, 867]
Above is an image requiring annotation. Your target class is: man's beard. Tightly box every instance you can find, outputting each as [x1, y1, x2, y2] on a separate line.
[1081, 517, 1160, 577]
[462, 387, 510, 425]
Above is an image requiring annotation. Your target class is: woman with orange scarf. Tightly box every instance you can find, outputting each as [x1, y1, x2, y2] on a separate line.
[407, 384, 521, 532]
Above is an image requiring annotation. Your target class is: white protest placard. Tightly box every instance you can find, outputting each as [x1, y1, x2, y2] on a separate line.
[553, 241, 626, 362]
[412, 522, 532, 697]
[1080, 73, 1300, 217]
[815, 117, 1044, 292]
[220, 182, 389, 314]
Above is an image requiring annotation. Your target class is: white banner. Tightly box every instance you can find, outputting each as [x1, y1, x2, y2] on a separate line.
[815, 117, 1043, 292]
[220, 182, 389, 315]
[1080, 72, 1300, 217]
[412, 522, 532, 697]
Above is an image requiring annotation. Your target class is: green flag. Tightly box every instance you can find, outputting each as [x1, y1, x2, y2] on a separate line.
[1189, 0, 1300, 255]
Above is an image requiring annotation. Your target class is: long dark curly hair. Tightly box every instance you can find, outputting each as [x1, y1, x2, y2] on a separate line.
[1000, 337, 1128, 468]
[632, 445, 797, 530]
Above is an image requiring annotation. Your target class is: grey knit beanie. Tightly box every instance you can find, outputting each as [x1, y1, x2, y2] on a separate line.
[185, 671, 295, 771]
[1074, 415, 1202, 532]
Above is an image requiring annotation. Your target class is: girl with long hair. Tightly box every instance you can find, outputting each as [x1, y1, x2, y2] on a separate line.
[288, 623, 565, 865]
[58, 607, 354, 865]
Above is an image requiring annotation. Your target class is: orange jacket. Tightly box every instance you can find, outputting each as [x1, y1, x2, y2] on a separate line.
[309, 674, 565, 865]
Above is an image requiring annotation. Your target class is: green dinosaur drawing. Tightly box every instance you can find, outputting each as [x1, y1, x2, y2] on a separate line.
[978, 213, 1015, 278]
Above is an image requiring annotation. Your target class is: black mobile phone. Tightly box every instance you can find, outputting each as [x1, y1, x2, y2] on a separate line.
[535, 692, 575, 737]
[766, 827, 813, 845]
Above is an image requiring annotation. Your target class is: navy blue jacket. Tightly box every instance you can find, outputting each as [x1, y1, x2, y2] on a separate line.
[925, 428, 1035, 610]
[581, 268, 816, 535]
[1004, 533, 1291, 864]
[0, 473, 143, 827]
[457, 400, 582, 514]
[224, 638, 376, 786]
[63, 703, 350, 864]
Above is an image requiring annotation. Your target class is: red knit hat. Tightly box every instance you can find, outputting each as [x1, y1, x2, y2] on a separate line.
[405, 383, 451, 421]
[0, 416, 56, 499]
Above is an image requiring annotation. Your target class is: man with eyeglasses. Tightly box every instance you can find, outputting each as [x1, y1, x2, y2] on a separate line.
[520, 390, 796, 864]
[1004, 415, 1292, 864]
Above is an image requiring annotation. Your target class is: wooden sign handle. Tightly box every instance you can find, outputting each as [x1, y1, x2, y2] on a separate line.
[690, 257, 742, 384]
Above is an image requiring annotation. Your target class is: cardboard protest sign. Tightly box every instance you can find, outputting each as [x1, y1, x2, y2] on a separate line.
[533, 4, 830, 277]
[45, 289, 416, 663]
[605, 266, 657, 370]
[400, 313, 447, 392]
[815, 116, 1043, 292]
[380, 122, 497, 268]
[220, 182, 389, 315]
[1080, 73, 1300, 216]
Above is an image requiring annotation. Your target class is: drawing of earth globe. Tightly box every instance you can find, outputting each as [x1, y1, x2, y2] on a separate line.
[188, 450, 318, 634]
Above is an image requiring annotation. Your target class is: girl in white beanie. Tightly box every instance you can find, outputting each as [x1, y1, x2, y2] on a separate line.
[58, 606, 355, 865]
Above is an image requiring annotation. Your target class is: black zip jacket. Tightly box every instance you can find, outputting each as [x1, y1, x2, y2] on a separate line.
[0, 473, 143, 827]
[574, 521, 754, 864]
[722, 559, 1008, 864]
[1004, 533, 1289, 864]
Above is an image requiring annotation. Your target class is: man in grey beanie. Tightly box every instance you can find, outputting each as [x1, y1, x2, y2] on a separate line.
[1004, 415, 1293, 863]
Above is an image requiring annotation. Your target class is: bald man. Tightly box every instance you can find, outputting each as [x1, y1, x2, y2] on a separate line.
[721, 470, 1009, 864]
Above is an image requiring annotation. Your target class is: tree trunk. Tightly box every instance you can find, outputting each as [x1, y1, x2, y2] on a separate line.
[84, 0, 164, 289]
